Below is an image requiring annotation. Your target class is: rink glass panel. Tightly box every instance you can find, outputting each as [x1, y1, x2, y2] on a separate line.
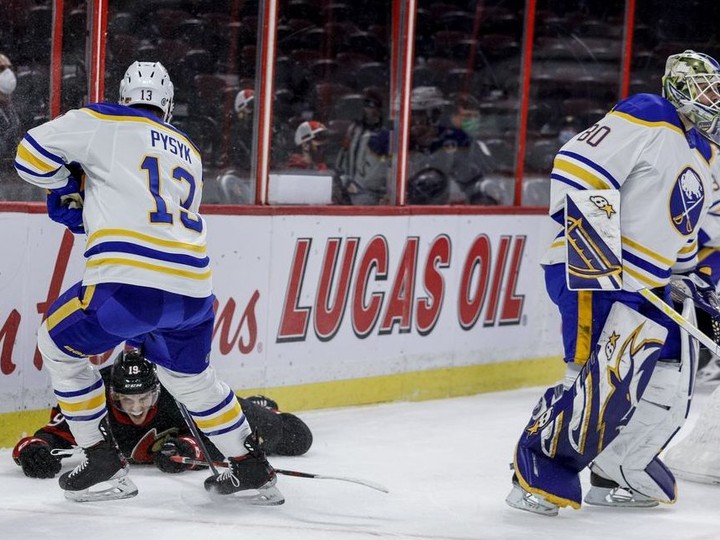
[2, 1, 720, 205]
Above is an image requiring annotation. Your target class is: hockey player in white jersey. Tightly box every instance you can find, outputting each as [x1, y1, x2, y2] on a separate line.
[14, 61, 282, 504]
[505, 50, 720, 516]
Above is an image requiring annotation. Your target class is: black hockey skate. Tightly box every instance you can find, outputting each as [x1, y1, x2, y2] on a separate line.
[204, 433, 284, 505]
[59, 440, 137, 502]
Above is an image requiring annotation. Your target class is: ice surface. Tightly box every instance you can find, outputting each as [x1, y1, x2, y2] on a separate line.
[1, 386, 717, 540]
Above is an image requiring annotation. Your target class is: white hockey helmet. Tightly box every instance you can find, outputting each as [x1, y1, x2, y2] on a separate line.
[663, 50, 720, 144]
[234, 88, 254, 113]
[119, 61, 174, 122]
[294, 120, 327, 146]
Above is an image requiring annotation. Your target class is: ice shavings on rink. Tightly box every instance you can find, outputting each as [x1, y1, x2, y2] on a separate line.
[0, 386, 718, 540]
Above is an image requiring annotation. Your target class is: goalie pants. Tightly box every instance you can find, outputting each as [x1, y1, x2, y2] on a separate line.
[544, 263, 681, 365]
[36, 281, 252, 456]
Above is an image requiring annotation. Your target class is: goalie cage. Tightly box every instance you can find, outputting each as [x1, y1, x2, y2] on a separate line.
[663, 383, 720, 485]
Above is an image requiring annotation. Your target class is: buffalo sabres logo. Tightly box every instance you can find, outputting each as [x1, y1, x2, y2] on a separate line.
[670, 167, 705, 235]
[589, 195, 616, 218]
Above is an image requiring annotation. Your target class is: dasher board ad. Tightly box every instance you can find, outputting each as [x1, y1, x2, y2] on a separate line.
[0, 211, 561, 412]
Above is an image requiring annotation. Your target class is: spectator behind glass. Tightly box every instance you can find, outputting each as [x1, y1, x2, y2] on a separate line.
[227, 88, 254, 170]
[285, 120, 329, 171]
[405, 87, 492, 204]
[448, 93, 500, 205]
[359, 86, 493, 206]
[335, 88, 386, 205]
[0, 53, 20, 175]
[449, 94, 494, 174]
[558, 115, 580, 145]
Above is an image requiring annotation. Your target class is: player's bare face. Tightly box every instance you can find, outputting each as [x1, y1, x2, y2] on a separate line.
[115, 392, 155, 424]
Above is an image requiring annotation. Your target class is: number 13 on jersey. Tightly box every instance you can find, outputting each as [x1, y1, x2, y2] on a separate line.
[141, 155, 203, 233]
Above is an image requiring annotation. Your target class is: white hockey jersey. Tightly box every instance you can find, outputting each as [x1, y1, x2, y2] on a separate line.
[697, 143, 720, 252]
[542, 93, 715, 290]
[15, 103, 211, 298]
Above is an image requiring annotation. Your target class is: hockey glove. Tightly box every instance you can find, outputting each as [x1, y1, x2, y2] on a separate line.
[12, 437, 62, 479]
[275, 412, 313, 456]
[46, 177, 85, 234]
[154, 436, 205, 473]
[670, 267, 720, 320]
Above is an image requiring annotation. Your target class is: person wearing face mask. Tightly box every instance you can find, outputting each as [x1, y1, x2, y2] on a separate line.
[12, 349, 314, 479]
[0, 53, 20, 174]
[406, 87, 494, 204]
[359, 87, 498, 206]
[448, 93, 495, 185]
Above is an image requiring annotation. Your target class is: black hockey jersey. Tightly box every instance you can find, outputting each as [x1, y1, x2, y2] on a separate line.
[30, 366, 285, 464]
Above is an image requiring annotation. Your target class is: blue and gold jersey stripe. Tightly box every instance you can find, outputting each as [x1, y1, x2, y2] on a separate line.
[85, 257, 212, 280]
[45, 285, 96, 333]
[188, 389, 247, 437]
[87, 228, 207, 254]
[556, 150, 622, 190]
[15, 133, 66, 177]
[85, 241, 209, 268]
[55, 378, 107, 422]
[623, 266, 665, 288]
[611, 93, 712, 162]
[621, 236, 674, 267]
[609, 109, 685, 135]
[82, 103, 201, 159]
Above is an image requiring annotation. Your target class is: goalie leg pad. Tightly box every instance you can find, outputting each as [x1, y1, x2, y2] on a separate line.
[514, 301, 667, 508]
[663, 384, 720, 484]
[590, 298, 698, 502]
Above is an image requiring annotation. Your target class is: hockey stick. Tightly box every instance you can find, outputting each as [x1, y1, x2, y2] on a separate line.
[636, 286, 720, 356]
[174, 399, 222, 477]
[169, 455, 389, 493]
[667, 280, 720, 319]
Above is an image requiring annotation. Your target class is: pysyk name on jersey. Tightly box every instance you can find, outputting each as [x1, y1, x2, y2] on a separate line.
[150, 129, 192, 164]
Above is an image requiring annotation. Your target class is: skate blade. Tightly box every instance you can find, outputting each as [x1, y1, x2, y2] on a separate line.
[505, 483, 558, 517]
[64, 475, 139, 503]
[207, 483, 285, 506]
[584, 486, 658, 508]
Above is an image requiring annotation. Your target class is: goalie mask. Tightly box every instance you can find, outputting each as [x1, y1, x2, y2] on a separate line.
[663, 50, 720, 144]
[119, 61, 175, 122]
[109, 349, 160, 423]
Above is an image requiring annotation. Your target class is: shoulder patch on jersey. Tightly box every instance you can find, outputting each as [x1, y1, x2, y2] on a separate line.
[670, 167, 705, 236]
[612, 93, 684, 129]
